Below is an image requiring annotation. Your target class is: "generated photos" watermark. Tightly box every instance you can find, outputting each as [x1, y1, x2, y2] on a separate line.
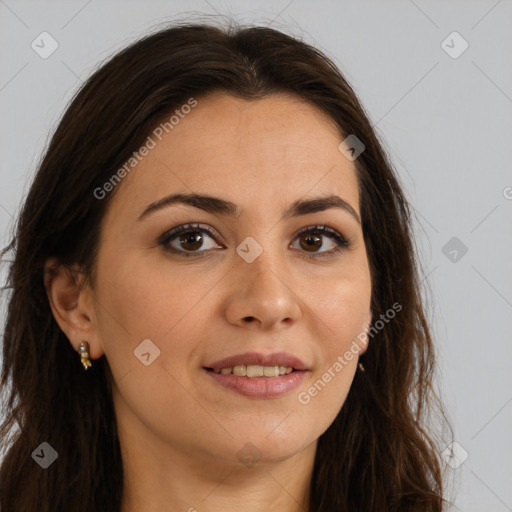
[94, 97, 198, 200]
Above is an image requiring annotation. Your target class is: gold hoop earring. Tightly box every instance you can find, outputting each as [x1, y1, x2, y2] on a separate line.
[79, 341, 92, 370]
[358, 362, 365, 373]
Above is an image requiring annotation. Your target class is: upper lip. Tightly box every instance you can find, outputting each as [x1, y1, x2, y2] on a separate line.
[204, 351, 308, 371]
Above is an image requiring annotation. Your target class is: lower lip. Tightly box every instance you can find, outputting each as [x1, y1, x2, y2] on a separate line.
[203, 368, 307, 398]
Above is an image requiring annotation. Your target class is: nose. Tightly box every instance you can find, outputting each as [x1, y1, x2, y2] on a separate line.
[223, 251, 302, 330]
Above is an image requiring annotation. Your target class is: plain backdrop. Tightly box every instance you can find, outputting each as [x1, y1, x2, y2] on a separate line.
[1, 1, 511, 510]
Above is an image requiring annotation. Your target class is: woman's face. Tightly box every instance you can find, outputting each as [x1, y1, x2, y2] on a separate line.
[89, 92, 372, 467]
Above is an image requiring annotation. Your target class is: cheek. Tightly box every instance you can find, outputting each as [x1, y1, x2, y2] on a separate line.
[300, 268, 370, 406]
[94, 257, 215, 386]
[293, 293, 367, 437]
[95, 261, 217, 445]
[309, 261, 371, 340]
[97, 254, 219, 338]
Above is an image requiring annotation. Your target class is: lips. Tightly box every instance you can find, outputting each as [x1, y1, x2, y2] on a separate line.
[204, 351, 308, 372]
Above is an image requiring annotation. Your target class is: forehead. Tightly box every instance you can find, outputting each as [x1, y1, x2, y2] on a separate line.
[107, 92, 360, 221]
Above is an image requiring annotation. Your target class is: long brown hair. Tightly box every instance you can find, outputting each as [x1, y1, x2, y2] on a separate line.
[1, 20, 453, 511]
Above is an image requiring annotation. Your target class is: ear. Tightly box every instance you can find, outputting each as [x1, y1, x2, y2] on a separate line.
[43, 257, 104, 360]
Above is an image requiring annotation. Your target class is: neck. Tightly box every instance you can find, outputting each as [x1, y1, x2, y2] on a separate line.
[121, 443, 316, 512]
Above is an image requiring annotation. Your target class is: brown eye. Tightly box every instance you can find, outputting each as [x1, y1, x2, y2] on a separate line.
[178, 231, 204, 251]
[291, 225, 350, 259]
[299, 233, 323, 252]
[158, 223, 222, 257]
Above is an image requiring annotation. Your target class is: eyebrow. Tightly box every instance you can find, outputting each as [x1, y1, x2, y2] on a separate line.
[137, 193, 361, 224]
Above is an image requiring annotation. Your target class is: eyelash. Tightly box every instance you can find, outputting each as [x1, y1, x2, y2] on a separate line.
[157, 223, 351, 260]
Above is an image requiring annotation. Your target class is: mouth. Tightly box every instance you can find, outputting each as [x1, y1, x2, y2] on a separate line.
[202, 352, 309, 398]
[204, 364, 297, 377]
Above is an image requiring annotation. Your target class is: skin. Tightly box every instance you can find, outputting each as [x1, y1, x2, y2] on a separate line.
[45, 92, 372, 512]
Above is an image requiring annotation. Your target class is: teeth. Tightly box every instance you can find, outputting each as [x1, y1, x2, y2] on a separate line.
[213, 365, 294, 377]
[247, 365, 263, 377]
[263, 366, 279, 377]
[233, 365, 246, 376]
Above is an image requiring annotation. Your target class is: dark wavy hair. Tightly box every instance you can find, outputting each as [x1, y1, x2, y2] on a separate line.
[0, 19, 453, 511]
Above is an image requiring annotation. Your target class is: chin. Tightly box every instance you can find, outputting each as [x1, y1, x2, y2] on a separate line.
[228, 426, 313, 466]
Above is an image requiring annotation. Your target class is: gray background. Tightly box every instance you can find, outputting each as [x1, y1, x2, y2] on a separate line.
[1, 1, 511, 510]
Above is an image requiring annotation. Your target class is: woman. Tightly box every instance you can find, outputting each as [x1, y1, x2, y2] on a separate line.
[0, 21, 452, 511]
